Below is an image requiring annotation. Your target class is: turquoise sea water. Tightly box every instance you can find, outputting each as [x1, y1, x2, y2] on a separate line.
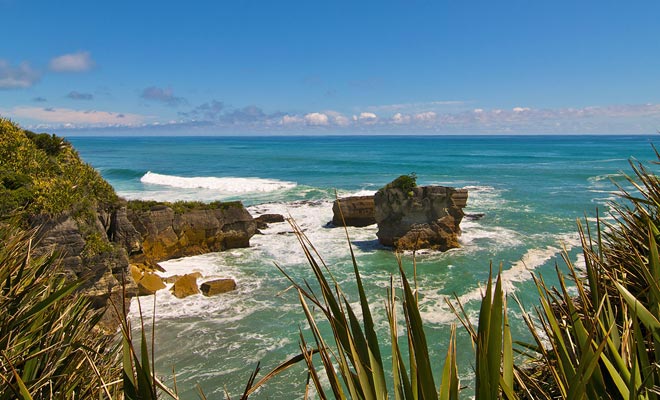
[70, 134, 657, 398]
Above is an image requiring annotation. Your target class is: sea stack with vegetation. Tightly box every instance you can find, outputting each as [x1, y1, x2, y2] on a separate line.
[374, 174, 468, 251]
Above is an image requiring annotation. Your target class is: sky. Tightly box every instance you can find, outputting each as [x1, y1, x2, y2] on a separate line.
[1, 0, 660, 135]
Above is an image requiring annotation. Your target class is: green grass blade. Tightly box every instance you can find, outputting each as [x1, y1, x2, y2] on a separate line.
[438, 325, 459, 400]
[614, 281, 660, 334]
[399, 263, 438, 399]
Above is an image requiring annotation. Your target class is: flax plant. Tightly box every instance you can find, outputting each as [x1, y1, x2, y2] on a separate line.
[0, 225, 121, 399]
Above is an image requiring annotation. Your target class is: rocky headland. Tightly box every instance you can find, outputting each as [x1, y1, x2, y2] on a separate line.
[0, 119, 259, 327]
[126, 200, 257, 267]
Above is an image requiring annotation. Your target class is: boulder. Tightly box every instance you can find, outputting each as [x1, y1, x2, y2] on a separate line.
[171, 273, 200, 298]
[163, 271, 202, 284]
[255, 213, 285, 229]
[374, 181, 468, 251]
[137, 272, 166, 296]
[332, 196, 376, 227]
[200, 278, 237, 296]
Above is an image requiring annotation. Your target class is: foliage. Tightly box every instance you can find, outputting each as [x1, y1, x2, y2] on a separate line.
[383, 173, 418, 194]
[0, 117, 118, 219]
[81, 232, 115, 258]
[23, 130, 68, 156]
[0, 224, 122, 399]
[128, 199, 243, 214]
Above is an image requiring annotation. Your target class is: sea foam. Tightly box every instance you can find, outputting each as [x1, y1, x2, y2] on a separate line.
[140, 171, 296, 193]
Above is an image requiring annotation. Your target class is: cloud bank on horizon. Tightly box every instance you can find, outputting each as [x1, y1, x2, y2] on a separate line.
[1, 1, 659, 135]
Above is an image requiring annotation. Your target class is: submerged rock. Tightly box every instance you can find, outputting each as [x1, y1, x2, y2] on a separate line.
[332, 196, 376, 227]
[200, 278, 237, 296]
[374, 179, 468, 251]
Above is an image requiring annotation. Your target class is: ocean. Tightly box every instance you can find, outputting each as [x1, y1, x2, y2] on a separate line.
[69, 134, 657, 398]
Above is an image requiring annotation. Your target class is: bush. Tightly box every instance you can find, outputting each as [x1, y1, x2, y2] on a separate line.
[0, 118, 118, 218]
[384, 173, 417, 194]
[24, 130, 69, 156]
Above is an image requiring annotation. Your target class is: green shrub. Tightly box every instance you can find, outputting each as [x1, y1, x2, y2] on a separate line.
[383, 173, 417, 194]
[24, 130, 69, 156]
[0, 118, 118, 218]
[128, 199, 243, 214]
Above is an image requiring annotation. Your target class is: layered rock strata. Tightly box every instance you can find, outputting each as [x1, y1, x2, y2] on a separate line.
[374, 185, 468, 251]
[331, 196, 376, 227]
[126, 201, 257, 267]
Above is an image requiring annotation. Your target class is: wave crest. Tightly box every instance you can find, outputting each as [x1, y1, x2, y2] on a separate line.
[140, 171, 296, 193]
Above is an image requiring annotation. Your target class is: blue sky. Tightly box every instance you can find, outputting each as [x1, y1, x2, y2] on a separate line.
[1, 0, 660, 134]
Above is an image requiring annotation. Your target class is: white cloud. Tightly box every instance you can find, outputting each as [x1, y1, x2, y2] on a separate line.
[414, 111, 437, 122]
[280, 114, 303, 125]
[0, 60, 40, 89]
[333, 114, 350, 126]
[358, 112, 377, 124]
[49, 51, 95, 72]
[304, 112, 329, 126]
[512, 107, 531, 113]
[324, 110, 351, 127]
[8, 106, 147, 127]
[392, 113, 411, 124]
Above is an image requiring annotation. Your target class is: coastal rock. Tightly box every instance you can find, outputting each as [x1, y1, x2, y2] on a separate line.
[332, 196, 376, 227]
[32, 211, 137, 328]
[171, 273, 200, 298]
[465, 213, 485, 221]
[127, 201, 257, 267]
[163, 271, 202, 284]
[255, 213, 285, 229]
[374, 182, 468, 251]
[107, 205, 143, 255]
[135, 272, 166, 296]
[200, 278, 237, 296]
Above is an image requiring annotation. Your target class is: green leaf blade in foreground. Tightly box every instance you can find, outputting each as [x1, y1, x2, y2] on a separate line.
[399, 263, 438, 400]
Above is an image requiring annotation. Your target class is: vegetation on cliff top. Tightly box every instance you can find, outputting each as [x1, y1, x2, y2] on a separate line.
[0, 118, 118, 219]
[127, 199, 244, 214]
[380, 173, 418, 194]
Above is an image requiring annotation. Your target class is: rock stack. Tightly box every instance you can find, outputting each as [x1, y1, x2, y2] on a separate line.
[374, 181, 468, 251]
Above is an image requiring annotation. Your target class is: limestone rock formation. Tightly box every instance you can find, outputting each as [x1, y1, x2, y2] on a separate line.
[32, 210, 137, 328]
[374, 183, 468, 251]
[171, 273, 200, 298]
[332, 196, 376, 227]
[127, 201, 257, 267]
[200, 278, 237, 296]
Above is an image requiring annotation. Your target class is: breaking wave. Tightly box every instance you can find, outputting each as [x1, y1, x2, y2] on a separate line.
[140, 171, 297, 193]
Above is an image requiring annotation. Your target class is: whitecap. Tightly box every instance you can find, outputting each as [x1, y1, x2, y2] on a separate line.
[140, 171, 297, 193]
